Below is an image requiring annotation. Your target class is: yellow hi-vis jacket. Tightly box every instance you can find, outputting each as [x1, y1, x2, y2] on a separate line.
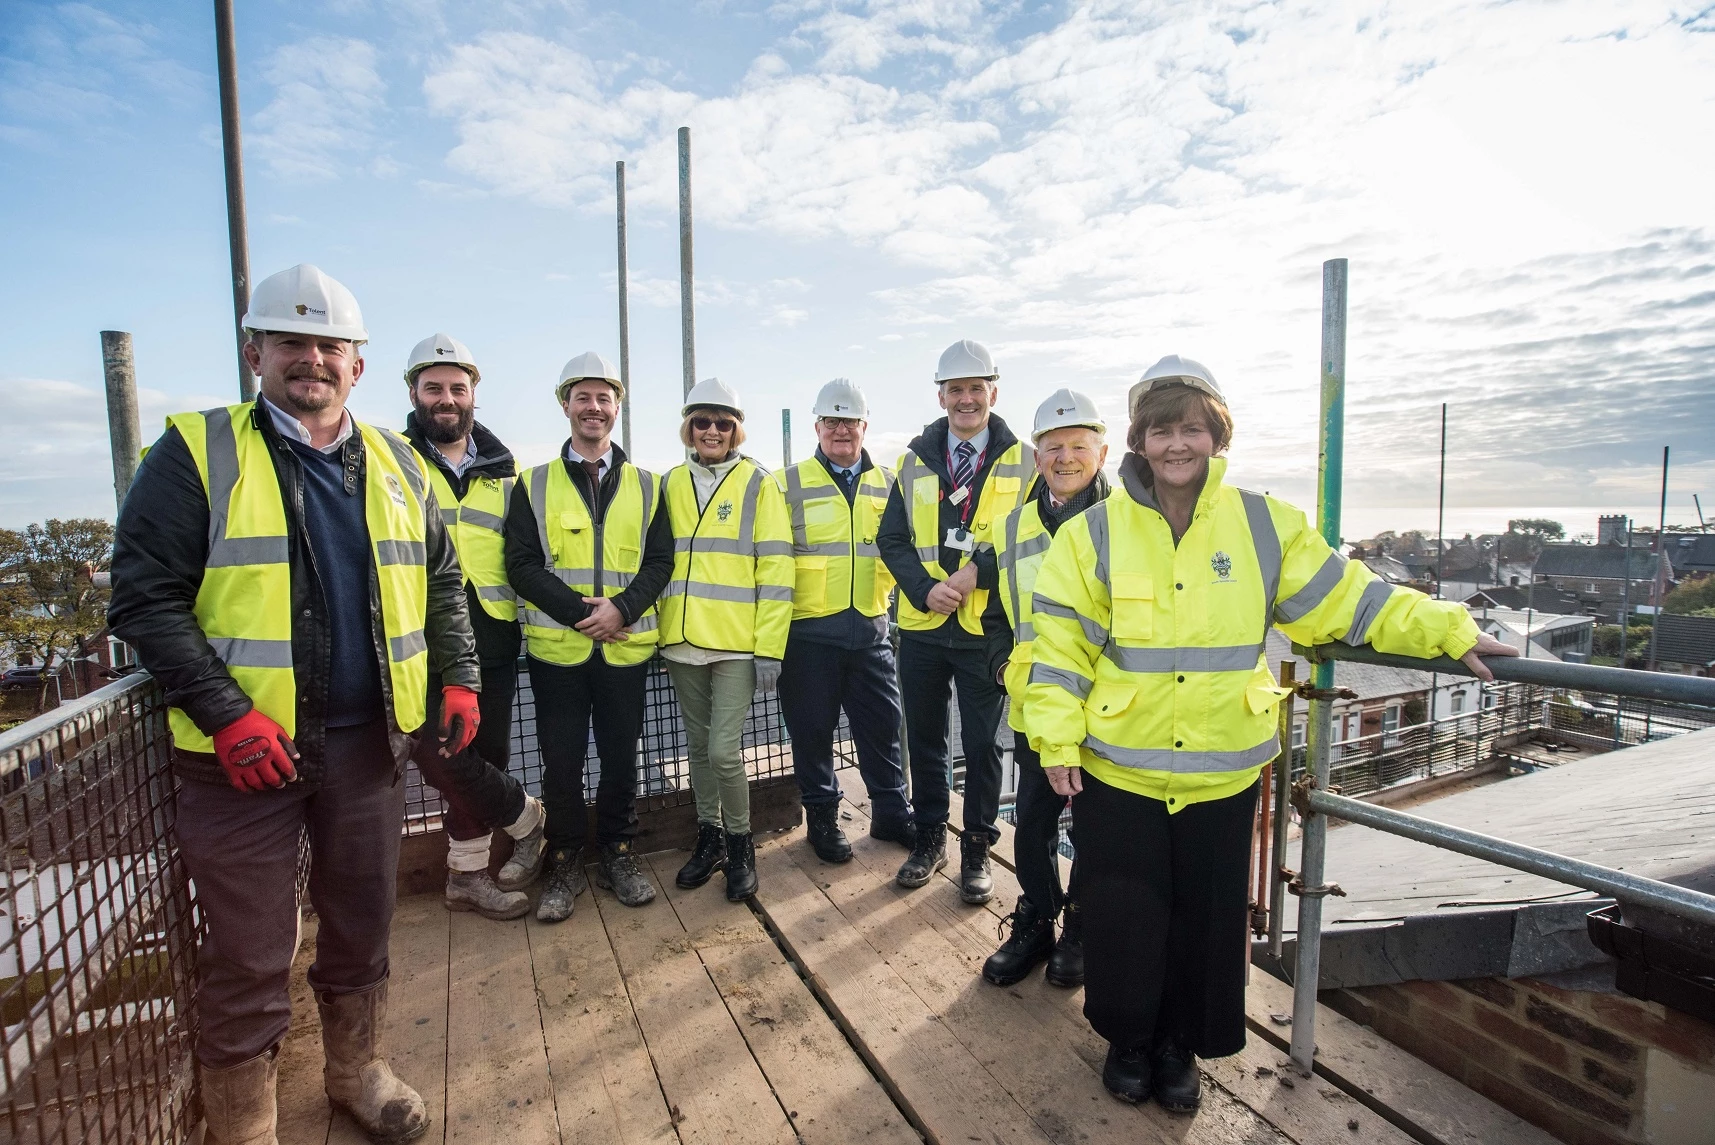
[423, 465, 517, 622]
[164, 404, 433, 752]
[516, 460, 662, 667]
[895, 439, 1034, 636]
[1024, 456, 1481, 811]
[658, 457, 795, 659]
[774, 458, 896, 620]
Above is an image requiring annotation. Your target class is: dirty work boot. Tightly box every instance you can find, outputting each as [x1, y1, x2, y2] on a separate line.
[317, 980, 428, 1143]
[534, 849, 587, 924]
[958, 830, 994, 904]
[804, 801, 853, 863]
[1151, 1036, 1201, 1113]
[200, 1047, 278, 1145]
[444, 869, 529, 920]
[981, 897, 1055, 986]
[595, 840, 657, 906]
[895, 822, 947, 889]
[1102, 1042, 1151, 1104]
[1045, 899, 1084, 987]
[723, 831, 759, 901]
[676, 822, 726, 889]
[496, 797, 547, 891]
[869, 816, 916, 850]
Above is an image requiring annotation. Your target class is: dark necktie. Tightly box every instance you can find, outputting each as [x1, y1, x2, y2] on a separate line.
[581, 459, 603, 488]
[952, 440, 975, 491]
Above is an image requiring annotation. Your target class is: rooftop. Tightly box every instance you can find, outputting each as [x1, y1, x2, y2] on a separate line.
[1654, 613, 1715, 669]
[1534, 543, 1668, 582]
[1265, 629, 1436, 701]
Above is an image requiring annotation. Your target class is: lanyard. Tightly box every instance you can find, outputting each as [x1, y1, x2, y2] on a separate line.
[948, 447, 986, 526]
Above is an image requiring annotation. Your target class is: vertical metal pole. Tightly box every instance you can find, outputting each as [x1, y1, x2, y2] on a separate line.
[677, 126, 695, 401]
[1290, 257, 1347, 1075]
[1435, 403, 1447, 599]
[1646, 447, 1669, 672]
[782, 409, 792, 468]
[616, 161, 632, 457]
[1615, 523, 1632, 746]
[214, 0, 255, 401]
[1267, 659, 1296, 959]
[101, 331, 143, 509]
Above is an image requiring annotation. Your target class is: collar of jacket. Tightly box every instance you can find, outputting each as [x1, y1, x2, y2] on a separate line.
[814, 446, 875, 478]
[905, 414, 1018, 484]
[253, 400, 365, 492]
[1118, 452, 1228, 519]
[1035, 469, 1110, 531]
[403, 412, 517, 480]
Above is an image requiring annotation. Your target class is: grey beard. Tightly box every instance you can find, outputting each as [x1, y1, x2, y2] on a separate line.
[415, 401, 473, 444]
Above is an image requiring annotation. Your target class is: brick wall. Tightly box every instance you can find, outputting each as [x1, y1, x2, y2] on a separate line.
[1325, 975, 1715, 1145]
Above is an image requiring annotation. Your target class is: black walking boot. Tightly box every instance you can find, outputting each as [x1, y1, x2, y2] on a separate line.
[1045, 900, 1084, 988]
[980, 897, 1054, 986]
[535, 849, 587, 924]
[868, 816, 916, 850]
[676, 822, 726, 889]
[803, 802, 852, 864]
[596, 840, 658, 907]
[958, 830, 994, 905]
[895, 822, 947, 888]
[1151, 1036, 1201, 1113]
[723, 831, 758, 901]
[1102, 1042, 1152, 1104]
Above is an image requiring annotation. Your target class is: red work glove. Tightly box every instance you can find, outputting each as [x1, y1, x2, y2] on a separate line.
[212, 709, 300, 793]
[438, 685, 481, 757]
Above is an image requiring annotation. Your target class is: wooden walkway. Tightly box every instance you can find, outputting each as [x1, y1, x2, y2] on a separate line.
[276, 798, 1556, 1145]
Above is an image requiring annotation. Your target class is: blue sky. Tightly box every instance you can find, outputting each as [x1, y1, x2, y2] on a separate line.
[3, 0, 1713, 539]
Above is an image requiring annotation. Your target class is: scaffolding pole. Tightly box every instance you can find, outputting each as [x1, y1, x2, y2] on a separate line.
[214, 0, 254, 401]
[678, 126, 696, 400]
[616, 160, 632, 457]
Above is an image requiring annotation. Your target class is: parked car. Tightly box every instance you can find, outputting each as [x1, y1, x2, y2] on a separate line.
[1, 666, 45, 692]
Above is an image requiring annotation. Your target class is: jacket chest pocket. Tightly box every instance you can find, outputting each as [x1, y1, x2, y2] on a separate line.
[551, 510, 591, 566]
[1110, 573, 1153, 641]
[804, 496, 844, 532]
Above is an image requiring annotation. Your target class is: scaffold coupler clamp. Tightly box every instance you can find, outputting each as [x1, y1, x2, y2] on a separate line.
[1292, 682, 1357, 702]
[1287, 876, 1346, 900]
[1289, 776, 1341, 819]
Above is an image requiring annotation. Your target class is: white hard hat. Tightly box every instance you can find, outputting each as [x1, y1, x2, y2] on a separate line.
[242, 263, 367, 344]
[404, 333, 479, 385]
[812, 378, 868, 420]
[682, 377, 744, 419]
[556, 351, 622, 401]
[1128, 354, 1224, 417]
[1032, 388, 1106, 443]
[934, 339, 999, 384]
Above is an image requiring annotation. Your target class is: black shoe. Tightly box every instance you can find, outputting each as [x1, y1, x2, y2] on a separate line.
[1151, 1037, 1201, 1113]
[895, 823, 947, 888]
[723, 831, 758, 901]
[535, 849, 587, 924]
[958, 830, 993, 905]
[980, 897, 1054, 986]
[869, 817, 916, 849]
[803, 802, 852, 864]
[595, 841, 657, 907]
[1102, 1042, 1151, 1104]
[1045, 900, 1084, 988]
[676, 822, 726, 889]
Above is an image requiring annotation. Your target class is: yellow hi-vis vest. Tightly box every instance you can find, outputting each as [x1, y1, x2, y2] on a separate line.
[658, 458, 795, 659]
[895, 439, 1034, 636]
[997, 500, 1054, 734]
[1024, 456, 1482, 812]
[516, 460, 661, 667]
[774, 458, 896, 620]
[165, 403, 433, 752]
[423, 463, 517, 622]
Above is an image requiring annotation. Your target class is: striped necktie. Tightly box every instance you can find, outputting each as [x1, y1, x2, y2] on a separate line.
[951, 440, 976, 491]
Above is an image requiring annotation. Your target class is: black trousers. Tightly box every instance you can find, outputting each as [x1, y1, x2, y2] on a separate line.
[530, 653, 649, 853]
[1073, 771, 1258, 1058]
[778, 633, 911, 831]
[175, 719, 402, 1068]
[898, 633, 1008, 842]
[413, 652, 524, 840]
[1011, 732, 1077, 917]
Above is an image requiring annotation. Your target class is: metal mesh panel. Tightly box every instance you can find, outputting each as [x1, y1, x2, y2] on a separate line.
[0, 673, 199, 1145]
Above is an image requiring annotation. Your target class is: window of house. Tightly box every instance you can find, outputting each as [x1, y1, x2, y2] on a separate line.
[1451, 690, 1467, 715]
[1382, 704, 1401, 745]
[1483, 689, 1497, 710]
[107, 637, 135, 668]
[1291, 721, 1306, 749]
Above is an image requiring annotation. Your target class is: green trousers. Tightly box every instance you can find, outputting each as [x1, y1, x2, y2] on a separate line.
[665, 658, 755, 834]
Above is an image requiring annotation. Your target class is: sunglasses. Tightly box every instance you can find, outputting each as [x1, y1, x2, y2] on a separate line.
[690, 415, 737, 433]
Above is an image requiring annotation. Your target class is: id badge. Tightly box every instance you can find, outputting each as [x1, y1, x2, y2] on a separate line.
[945, 527, 975, 553]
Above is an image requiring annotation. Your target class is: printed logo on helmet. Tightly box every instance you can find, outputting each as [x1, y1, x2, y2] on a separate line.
[293, 303, 328, 318]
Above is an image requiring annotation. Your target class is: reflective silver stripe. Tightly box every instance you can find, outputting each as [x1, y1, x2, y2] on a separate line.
[738, 468, 764, 552]
[208, 636, 294, 669]
[782, 474, 840, 505]
[755, 540, 793, 558]
[671, 581, 759, 604]
[631, 612, 659, 633]
[1004, 508, 1024, 637]
[857, 485, 891, 500]
[477, 584, 516, 603]
[501, 477, 514, 520]
[530, 465, 554, 569]
[1275, 550, 1347, 624]
[1011, 531, 1052, 561]
[784, 465, 810, 546]
[205, 535, 290, 568]
[1017, 620, 1035, 642]
[802, 541, 852, 557]
[1084, 501, 1111, 587]
[606, 570, 635, 589]
[1239, 490, 1281, 613]
[389, 629, 428, 661]
[441, 508, 460, 528]
[1083, 733, 1278, 774]
[855, 541, 881, 558]
[900, 453, 940, 567]
[203, 406, 290, 568]
[638, 467, 658, 541]
[1029, 662, 1092, 699]
[915, 544, 941, 562]
[378, 430, 426, 506]
[459, 506, 505, 532]
[756, 584, 793, 603]
[676, 536, 755, 556]
[522, 607, 567, 630]
[1032, 593, 1108, 647]
[550, 567, 596, 584]
[1102, 642, 1262, 673]
[374, 539, 425, 566]
[1341, 579, 1395, 646]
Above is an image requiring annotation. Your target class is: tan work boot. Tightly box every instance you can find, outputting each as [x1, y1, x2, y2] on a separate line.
[317, 980, 428, 1144]
[200, 1048, 279, 1145]
[444, 869, 529, 920]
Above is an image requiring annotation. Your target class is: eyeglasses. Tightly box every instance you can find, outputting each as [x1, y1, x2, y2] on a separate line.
[818, 417, 862, 429]
[690, 415, 737, 433]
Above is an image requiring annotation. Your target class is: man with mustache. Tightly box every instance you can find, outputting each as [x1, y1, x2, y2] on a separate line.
[401, 334, 548, 921]
[503, 353, 676, 922]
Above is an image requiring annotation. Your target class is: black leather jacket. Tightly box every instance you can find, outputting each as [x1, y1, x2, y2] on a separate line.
[108, 403, 478, 786]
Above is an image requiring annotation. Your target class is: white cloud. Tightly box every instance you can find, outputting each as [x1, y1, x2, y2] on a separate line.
[251, 38, 387, 181]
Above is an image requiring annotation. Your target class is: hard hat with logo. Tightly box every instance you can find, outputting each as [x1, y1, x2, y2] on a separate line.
[1128, 354, 1224, 417]
[404, 333, 480, 385]
[681, 377, 744, 419]
[934, 339, 999, 384]
[1031, 388, 1106, 443]
[241, 263, 367, 344]
[556, 351, 622, 402]
[812, 378, 868, 420]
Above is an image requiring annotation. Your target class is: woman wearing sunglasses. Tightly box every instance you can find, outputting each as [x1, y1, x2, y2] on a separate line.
[658, 377, 796, 900]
